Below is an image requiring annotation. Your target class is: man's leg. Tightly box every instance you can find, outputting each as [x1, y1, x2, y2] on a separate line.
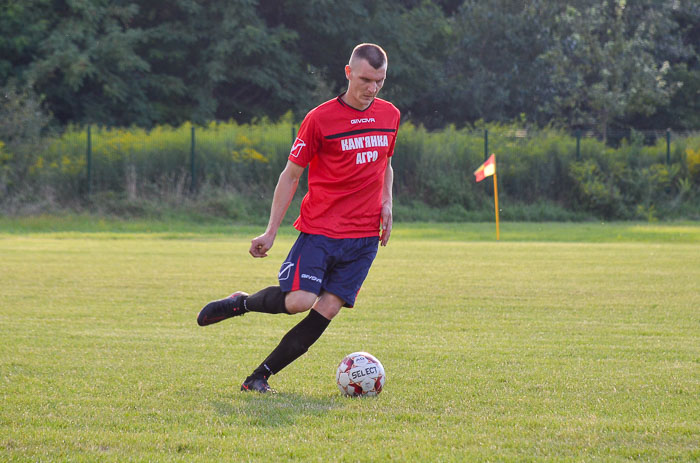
[198, 233, 323, 326]
[197, 285, 299, 326]
[241, 291, 343, 392]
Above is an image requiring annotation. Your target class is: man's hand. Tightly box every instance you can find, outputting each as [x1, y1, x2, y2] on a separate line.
[249, 161, 303, 258]
[250, 232, 276, 258]
[380, 203, 392, 246]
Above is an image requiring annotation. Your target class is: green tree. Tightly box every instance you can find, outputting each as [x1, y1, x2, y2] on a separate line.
[627, 0, 700, 131]
[132, 0, 309, 125]
[257, 0, 450, 121]
[431, 0, 558, 127]
[19, 0, 154, 126]
[0, 82, 52, 197]
[0, 1, 51, 84]
[364, 1, 451, 125]
[2, 0, 698, 131]
[2, 0, 311, 127]
[542, 0, 683, 140]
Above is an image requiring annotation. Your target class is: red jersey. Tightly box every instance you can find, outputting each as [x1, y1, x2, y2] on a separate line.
[289, 95, 400, 238]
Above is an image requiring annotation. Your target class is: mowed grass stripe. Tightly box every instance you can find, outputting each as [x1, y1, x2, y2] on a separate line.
[1, 216, 700, 243]
[0, 231, 698, 461]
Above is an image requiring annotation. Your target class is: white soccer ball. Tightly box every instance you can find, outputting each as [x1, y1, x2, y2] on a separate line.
[336, 351, 385, 397]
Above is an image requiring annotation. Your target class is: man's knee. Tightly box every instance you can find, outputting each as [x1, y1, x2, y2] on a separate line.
[314, 292, 344, 320]
[284, 290, 317, 314]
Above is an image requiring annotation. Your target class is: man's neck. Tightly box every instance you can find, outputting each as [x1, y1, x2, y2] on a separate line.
[341, 92, 370, 111]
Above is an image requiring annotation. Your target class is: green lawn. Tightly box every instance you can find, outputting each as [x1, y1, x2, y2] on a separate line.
[2, 215, 700, 243]
[1, 221, 698, 461]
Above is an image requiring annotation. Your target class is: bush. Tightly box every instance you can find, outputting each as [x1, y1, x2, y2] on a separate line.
[0, 83, 53, 199]
[1, 116, 699, 221]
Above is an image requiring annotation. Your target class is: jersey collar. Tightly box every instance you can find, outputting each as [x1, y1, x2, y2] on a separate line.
[337, 92, 375, 112]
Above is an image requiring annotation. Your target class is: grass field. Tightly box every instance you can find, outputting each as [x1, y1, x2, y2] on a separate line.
[1, 220, 699, 461]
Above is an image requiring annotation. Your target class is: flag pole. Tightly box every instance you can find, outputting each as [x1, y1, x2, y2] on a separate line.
[473, 153, 500, 240]
[493, 169, 500, 241]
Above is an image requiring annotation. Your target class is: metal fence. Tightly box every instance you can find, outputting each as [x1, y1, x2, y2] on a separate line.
[53, 123, 692, 203]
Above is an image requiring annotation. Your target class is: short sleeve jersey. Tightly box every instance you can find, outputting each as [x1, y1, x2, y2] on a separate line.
[288, 95, 401, 238]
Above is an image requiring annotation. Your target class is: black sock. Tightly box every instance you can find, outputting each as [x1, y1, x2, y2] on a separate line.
[252, 309, 331, 377]
[244, 286, 289, 314]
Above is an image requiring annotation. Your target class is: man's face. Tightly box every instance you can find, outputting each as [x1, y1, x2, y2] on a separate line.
[344, 58, 386, 110]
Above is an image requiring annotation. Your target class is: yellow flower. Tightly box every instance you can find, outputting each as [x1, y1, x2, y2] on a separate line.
[236, 134, 253, 146]
[242, 147, 269, 163]
[686, 147, 700, 177]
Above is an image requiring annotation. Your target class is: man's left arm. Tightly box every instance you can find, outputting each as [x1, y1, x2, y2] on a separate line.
[380, 158, 393, 246]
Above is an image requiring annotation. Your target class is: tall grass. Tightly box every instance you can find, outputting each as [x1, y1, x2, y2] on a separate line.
[38, 119, 294, 200]
[2, 118, 699, 221]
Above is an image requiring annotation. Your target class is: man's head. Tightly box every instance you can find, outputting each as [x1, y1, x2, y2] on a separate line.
[350, 43, 387, 70]
[343, 43, 388, 110]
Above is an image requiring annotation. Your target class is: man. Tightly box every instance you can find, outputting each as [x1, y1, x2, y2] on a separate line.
[197, 43, 400, 393]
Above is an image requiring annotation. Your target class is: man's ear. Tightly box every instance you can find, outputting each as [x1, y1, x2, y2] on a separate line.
[344, 64, 352, 81]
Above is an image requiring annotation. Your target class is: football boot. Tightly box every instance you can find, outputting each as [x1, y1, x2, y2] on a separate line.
[197, 291, 248, 326]
[240, 374, 274, 393]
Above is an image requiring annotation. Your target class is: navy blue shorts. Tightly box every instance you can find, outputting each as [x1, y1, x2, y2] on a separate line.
[278, 233, 379, 308]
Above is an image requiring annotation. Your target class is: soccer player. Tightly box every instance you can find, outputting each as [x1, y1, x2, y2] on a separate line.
[197, 43, 400, 393]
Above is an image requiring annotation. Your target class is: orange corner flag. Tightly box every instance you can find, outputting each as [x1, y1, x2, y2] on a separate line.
[474, 154, 496, 182]
[473, 153, 500, 240]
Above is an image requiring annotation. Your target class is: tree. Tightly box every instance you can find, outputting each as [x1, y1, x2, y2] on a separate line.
[256, 0, 450, 122]
[132, 0, 310, 125]
[431, 0, 558, 127]
[542, 0, 683, 139]
[0, 1, 52, 84]
[16, 0, 159, 126]
[0, 82, 52, 197]
[2, 0, 697, 131]
[626, 0, 700, 131]
[2, 0, 312, 127]
[377, 1, 451, 127]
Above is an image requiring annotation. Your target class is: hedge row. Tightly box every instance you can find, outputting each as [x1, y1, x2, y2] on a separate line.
[1, 118, 699, 220]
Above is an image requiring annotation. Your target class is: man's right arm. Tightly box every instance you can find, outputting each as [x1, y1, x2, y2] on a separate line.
[249, 160, 305, 258]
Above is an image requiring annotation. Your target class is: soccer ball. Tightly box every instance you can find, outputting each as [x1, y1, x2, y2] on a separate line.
[336, 352, 385, 397]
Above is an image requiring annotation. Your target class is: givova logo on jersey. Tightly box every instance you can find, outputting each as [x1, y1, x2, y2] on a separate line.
[290, 137, 306, 157]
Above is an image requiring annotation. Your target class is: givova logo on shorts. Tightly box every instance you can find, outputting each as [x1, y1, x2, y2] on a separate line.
[278, 261, 294, 281]
[301, 273, 322, 284]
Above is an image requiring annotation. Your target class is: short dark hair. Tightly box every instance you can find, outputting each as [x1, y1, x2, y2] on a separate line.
[350, 43, 387, 69]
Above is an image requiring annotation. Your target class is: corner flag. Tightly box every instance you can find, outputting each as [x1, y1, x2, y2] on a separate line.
[473, 154, 496, 182]
[474, 154, 500, 240]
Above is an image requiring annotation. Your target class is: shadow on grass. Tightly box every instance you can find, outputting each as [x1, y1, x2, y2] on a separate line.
[211, 392, 345, 428]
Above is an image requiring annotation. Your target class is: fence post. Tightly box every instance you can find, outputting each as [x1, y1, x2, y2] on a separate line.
[576, 129, 581, 161]
[86, 125, 92, 196]
[484, 129, 489, 161]
[666, 129, 671, 165]
[291, 125, 296, 144]
[190, 125, 196, 193]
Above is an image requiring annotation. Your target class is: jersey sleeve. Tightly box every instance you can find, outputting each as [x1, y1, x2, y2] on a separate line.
[387, 111, 401, 158]
[288, 111, 320, 167]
